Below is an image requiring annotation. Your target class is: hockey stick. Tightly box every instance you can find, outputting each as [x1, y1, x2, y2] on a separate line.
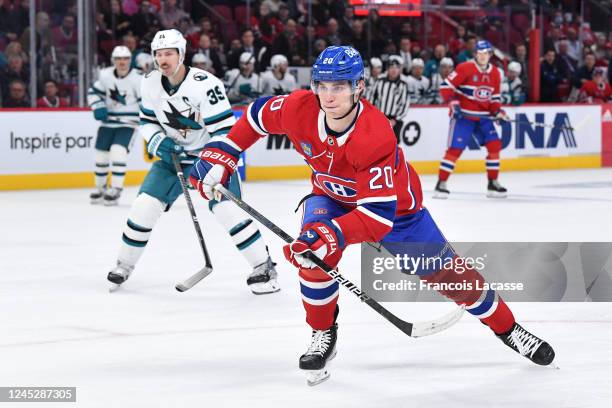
[215, 184, 465, 338]
[171, 153, 213, 292]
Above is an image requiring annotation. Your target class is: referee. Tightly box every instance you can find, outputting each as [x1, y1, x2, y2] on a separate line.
[366, 55, 410, 144]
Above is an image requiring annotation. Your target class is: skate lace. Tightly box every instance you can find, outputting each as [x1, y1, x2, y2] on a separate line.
[509, 326, 542, 357]
[306, 329, 332, 356]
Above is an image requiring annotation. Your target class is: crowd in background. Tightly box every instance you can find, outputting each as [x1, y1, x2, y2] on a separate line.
[0, 0, 611, 108]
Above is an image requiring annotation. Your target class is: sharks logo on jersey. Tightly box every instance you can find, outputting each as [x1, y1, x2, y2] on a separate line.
[109, 85, 127, 105]
[162, 101, 203, 138]
[87, 67, 142, 128]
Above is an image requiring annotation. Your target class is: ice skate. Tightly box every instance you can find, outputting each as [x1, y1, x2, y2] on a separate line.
[487, 179, 507, 198]
[497, 322, 555, 366]
[90, 188, 105, 204]
[107, 261, 134, 291]
[247, 257, 280, 295]
[433, 180, 450, 199]
[103, 187, 122, 206]
[299, 323, 338, 386]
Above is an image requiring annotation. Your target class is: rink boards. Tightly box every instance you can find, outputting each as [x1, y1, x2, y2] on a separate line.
[0, 103, 610, 190]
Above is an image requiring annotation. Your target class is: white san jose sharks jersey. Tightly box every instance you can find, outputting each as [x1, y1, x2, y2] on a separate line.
[260, 70, 297, 96]
[88, 67, 142, 128]
[139, 66, 236, 152]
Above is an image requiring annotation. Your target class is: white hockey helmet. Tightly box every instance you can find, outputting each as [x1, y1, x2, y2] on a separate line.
[370, 57, 383, 69]
[136, 52, 153, 69]
[440, 57, 454, 67]
[111, 45, 131, 60]
[508, 61, 522, 75]
[151, 29, 187, 67]
[412, 58, 425, 68]
[270, 54, 288, 69]
[240, 52, 255, 66]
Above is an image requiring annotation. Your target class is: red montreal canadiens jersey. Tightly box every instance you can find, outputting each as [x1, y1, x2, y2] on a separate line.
[226, 90, 423, 245]
[440, 60, 502, 119]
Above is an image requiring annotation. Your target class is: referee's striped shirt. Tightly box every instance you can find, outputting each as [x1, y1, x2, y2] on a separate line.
[367, 74, 411, 121]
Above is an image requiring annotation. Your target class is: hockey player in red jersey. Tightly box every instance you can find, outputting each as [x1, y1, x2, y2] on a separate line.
[189, 46, 555, 385]
[435, 40, 509, 199]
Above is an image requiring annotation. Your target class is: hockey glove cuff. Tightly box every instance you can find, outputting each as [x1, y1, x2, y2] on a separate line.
[283, 220, 346, 270]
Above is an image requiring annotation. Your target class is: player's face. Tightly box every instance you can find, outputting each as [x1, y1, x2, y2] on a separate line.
[276, 63, 288, 75]
[412, 66, 424, 77]
[155, 48, 180, 77]
[113, 57, 131, 73]
[241, 62, 254, 76]
[315, 81, 354, 115]
[475, 50, 491, 67]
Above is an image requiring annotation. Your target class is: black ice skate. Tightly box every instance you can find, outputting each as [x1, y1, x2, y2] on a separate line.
[103, 187, 122, 206]
[90, 188, 105, 204]
[433, 180, 450, 199]
[497, 323, 555, 366]
[247, 257, 280, 295]
[299, 323, 338, 386]
[107, 261, 134, 291]
[487, 179, 507, 198]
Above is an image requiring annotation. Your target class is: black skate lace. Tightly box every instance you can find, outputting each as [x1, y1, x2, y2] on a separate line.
[306, 329, 332, 356]
[508, 326, 542, 357]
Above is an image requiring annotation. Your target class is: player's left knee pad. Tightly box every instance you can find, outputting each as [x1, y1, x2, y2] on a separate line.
[419, 256, 485, 305]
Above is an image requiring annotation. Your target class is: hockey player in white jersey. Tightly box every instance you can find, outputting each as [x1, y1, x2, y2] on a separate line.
[136, 52, 154, 74]
[88, 46, 142, 205]
[427, 57, 454, 105]
[501, 62, 526, 105]
[406, 58, 430, 105]
[224, 52, 261, 104]
[364, 57, 382, 100]
[260, 54, 297, 96]
[107, 29, 280, 295]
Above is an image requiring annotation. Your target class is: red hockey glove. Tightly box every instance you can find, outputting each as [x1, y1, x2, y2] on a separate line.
[283, 220, 345, 270]
[189, 141, 240, 200]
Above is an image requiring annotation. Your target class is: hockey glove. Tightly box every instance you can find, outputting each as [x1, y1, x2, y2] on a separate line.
[93, 107, 108, 122]
[449, 100, 462, 120]
[147, 133, 184, 165]
[494, 109, 510, 124]
[283, 220, 345, 270]
[189, 143, 239, 200]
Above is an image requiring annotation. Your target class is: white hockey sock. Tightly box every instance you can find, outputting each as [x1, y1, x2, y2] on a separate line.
[117, 193, 165, 268]
[94, 149, 110, 189]
[212, 200, 268, 268]
[110, 144, 128, 190]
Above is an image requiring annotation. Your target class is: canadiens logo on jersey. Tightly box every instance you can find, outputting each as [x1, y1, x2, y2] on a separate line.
[162, 101, 203, 138]
[314, 173, 357, 203]
[474, 86, 493, 101]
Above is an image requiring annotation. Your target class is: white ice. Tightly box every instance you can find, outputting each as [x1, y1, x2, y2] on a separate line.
[1, 168, 612, 408]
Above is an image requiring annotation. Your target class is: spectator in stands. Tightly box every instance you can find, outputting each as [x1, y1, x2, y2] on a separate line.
[193, 34, 223, 77]
[565, 27, 583, 62]
[0, 0, 28, 42]
[4, 41, 28, 63]
[37, 79, 68, 108]
[131, 0, 159, 39]
[513, 43, 529, 87]
[424, 44, 447, 79]
[122, 33, 142, 69]
[457, 36, 476, 63]
[228, 29, 265, 71]
[1, 54, 29, 98]
[251, 2, 281, 46]
[325, 18, 343, 47]
[159, 0, 188, 30]
[277, 4, 291, 26]
[3, 79, 29, 107]
[556, 40, 578, 81]
[297, 25, 318, 66]
[52, 14, 78, 53]
[273, 19, 302, 66]
[347, 19, 367, 57]
[609, 43, 612, 86]
[573, 53, 596, 89]
[262, 0, 284, 15]
[543, 25, 561, 53]
[19, 11, 53, 62]
[398, 37, 412, 76]
[104, 0, 132, 39]
[540, 49, 562, 102]
[448, 25, 467, 56]
[501, 62, 526, 105]
[379, 38, 398, 67]
[578, 67, 611, 103]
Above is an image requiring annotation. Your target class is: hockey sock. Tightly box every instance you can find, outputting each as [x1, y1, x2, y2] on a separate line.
[110, 144, 128, 190]
[438, 147, 463, 181]
[419, 256, 515, 335]
[94, 149, 110, 189]
[117, 193, 165, 267]
[485, 139, 501, 180]
[299, 266, 339, 330]
[211, 200, 268, 268]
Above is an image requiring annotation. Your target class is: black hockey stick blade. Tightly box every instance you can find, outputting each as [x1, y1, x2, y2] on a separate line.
[175, 266, 214, 292]
[215, 184, 464, 337]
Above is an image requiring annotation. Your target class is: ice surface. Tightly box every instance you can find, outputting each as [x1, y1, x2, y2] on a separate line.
[1, 169, 611, 407]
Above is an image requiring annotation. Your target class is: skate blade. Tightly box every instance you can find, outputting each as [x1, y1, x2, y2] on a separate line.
[432, 191, 449, 200]
[90, 198, 103, 205]
[306, 368, 331, 386]
[103, 200, 119, 206]
[249, 280, 281, 295]
[109, 283, 122, 293]
[486, 191, 507, 199]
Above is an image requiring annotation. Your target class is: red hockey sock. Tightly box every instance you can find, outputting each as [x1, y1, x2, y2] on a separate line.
[438, 148, 463, 181]
[485, 140, 501, 180]
[299, 267, 340, 330]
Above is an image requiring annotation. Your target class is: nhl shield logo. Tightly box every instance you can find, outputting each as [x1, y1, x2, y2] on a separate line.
[327, 137, 335, 146]
[300, 142, 313, 157]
